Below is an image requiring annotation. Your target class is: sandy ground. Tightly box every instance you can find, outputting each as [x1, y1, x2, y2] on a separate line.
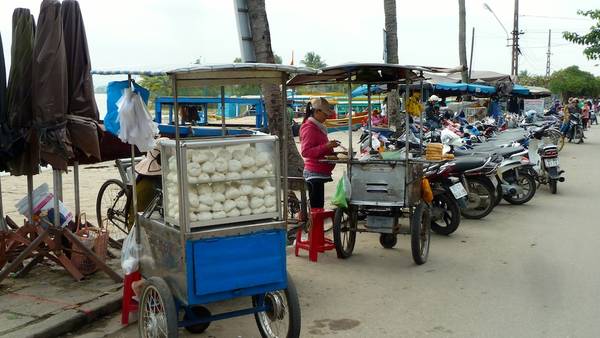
[58, 125, 600, 337]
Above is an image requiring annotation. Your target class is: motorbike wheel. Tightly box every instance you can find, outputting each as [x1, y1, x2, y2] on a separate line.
[460, 177, 496, 220]
[574, 127, 584, 144]
[546, 129, 563, 149]
[430, 192, 461, 236]
[549, 179, 558, 194]
[502, 171, 537, 205]
[494, 178, 503, 206]
[557, 136, 566, 152]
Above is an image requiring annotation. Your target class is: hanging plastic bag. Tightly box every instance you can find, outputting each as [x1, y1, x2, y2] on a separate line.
[331, 173, 351, 209]
[121, 226, 140, 275]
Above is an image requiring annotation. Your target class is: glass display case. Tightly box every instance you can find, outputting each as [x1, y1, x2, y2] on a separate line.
[160, 135, 281, 230]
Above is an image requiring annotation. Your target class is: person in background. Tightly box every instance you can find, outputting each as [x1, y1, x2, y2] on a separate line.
[582, 101, 591, 130]
[371, 109, 386, 126]
[425, 95, 442, 130]
[300, 97, 339, 209]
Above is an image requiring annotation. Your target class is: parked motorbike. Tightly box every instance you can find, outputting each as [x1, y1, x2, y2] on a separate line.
[528, 139, 565, 194]
[424, 164, 463, 235]
[433, 157, 498, 220]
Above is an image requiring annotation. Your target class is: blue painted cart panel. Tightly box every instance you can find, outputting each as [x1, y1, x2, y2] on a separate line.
[185, 229, 287, 305]
[157, 124, 254, 137]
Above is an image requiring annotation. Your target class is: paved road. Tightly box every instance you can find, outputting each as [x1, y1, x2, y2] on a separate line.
[76, 127, 600, 338]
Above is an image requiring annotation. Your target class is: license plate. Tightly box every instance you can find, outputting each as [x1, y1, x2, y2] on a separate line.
[544, 158, 559, 167]
[449, 183, 468, 199]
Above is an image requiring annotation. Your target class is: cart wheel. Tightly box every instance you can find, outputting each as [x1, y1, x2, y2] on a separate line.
[138, 277, 178, 338]
[253, 273, 301, 338]
[183, 306, 211, 334]
[411, 203, 431, 265]
[379, 234, 397, 249]
[96, 179, 130, 242]
[333, 208, 356, 259]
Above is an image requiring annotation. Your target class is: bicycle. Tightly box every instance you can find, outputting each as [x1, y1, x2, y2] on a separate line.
[96, 158, 141, 247]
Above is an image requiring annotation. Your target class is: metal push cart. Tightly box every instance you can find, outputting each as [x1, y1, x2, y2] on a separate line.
[288, 63, 432, 265]
[135, 64, 316, 337]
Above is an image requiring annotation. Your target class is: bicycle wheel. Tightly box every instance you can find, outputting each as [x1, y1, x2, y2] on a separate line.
[96, 179, 131, 241]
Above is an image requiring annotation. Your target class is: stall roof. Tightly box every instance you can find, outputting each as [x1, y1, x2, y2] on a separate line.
[447, 70, 512, 84]
[91, 69, 166, 76]
[523, 86, 552, 98]
[434, 82, 468, 92]
[287, 63, 426, 86]
[166, 63, 316, 76]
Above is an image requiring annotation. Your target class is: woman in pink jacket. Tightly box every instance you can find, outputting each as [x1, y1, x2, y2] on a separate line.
[300, 97, 339, 209]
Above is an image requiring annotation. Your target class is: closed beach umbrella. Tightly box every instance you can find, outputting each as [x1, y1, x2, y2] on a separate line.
[6, 8, 38, 176]
[61, 0, 101, 162]
[32, 0, 72, 170]
[0, 32, 8, 171]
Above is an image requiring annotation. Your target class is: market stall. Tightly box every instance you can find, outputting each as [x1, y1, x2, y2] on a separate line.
[127, 63, 315, 337]
[288, 63, 433, 265]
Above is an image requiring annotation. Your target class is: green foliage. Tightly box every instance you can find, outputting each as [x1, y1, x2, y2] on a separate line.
[518, 70, 547, 87]
[300, 52, 327, 69]
[233, 54, 282, 64]
[548, 66, 600, 99]
[138, 75, 172, 103]
[563, 9, 600, 60]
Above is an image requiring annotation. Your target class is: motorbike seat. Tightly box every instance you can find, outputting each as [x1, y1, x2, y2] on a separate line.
[450, 157, 488, 171]
[454, 146, 524, 158]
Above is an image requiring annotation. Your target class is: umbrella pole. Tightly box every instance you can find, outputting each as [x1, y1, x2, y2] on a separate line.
[347, 79, 353, 174]
[52, 170, 60, 227]
[27, 175, 34, 222]
[74, 162, 80, 220]
[127, 75, 139, 245]
[0, 177, 7, 231]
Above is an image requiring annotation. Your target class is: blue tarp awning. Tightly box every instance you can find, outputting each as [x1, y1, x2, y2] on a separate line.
[511, 84, 530, 96]
[433, 82, 468, 92]
[467, 84, 496, 95]
[351, 84, 386, 97]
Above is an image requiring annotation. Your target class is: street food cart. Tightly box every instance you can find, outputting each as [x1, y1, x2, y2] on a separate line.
[135, 64, 315, 337]
[288, 63, 432, 265]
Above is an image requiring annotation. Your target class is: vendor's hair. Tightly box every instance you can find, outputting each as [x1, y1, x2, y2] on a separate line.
[303, 102, 315, 123]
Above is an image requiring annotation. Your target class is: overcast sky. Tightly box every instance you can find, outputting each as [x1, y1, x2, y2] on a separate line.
[1, 0, 599, 87]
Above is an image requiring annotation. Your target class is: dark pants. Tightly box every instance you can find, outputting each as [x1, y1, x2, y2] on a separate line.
[306, 179, 327, 209]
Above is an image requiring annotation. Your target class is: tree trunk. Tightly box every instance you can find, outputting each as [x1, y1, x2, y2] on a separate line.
[384, 0, 401, 130]
[247, 0, 304, 177]
[458, 0, 469, 83]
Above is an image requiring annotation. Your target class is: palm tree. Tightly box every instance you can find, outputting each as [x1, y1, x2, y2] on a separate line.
[384, 0, 401, 130]
[458, 0, 468, 83]
[247, 0, 303, 176]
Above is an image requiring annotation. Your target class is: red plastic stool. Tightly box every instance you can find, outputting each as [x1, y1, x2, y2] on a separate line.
[295, 208, 336, 262]
[121, 271, 141, 324]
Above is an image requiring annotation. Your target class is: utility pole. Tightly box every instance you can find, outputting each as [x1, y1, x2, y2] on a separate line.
[510, 0, 522, 76]
[545, 29, 552, 79]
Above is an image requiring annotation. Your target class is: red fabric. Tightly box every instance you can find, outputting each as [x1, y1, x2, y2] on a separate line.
[300, 120, 335, 175]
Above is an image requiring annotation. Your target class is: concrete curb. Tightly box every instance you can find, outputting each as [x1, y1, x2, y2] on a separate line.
[3, 291, 122, 338]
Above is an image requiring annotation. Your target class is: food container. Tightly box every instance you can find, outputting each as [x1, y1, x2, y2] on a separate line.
[160, 135, 281, 229]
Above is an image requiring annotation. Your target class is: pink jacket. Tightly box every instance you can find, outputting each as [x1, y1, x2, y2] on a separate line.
[300, 120, 335, 175]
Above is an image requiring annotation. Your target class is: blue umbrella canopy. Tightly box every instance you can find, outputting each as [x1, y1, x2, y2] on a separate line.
[351, 84, 387, 97]
[433, 82, 468, 95]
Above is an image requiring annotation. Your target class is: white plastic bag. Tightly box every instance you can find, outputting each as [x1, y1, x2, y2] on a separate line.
[121, 226, 140, 275]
